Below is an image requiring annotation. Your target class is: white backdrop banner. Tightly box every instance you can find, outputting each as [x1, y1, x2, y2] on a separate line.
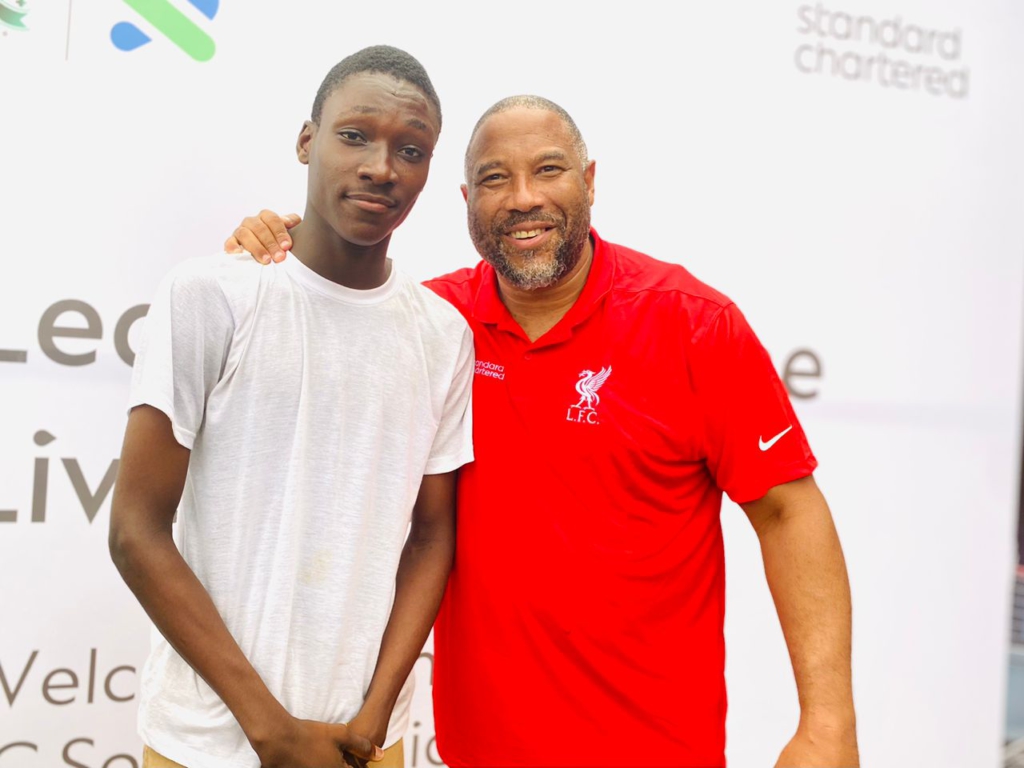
[1, 1, 1022, 767]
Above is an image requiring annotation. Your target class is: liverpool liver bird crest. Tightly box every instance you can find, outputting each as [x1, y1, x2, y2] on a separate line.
[574, 367, 612, 410]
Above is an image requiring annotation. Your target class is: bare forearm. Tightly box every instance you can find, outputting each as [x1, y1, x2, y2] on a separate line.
[755, 498, 855, 728]
[111, 527, 287, 742]
[359, 525, 454, 726]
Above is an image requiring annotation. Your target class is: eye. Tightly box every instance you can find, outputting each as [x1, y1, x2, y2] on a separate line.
[539, 165, 564, 175]
[338, 130, 366, 143]
[399, 146, 426, 161]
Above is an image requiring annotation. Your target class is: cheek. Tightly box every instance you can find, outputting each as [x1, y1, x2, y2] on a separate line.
[314, 162, 352, 198]
[403, 164, 431, 194]
[555, 182, 587, 207]
[469, 200, 501, 230]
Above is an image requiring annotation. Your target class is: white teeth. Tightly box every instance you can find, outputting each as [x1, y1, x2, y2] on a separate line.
[511, 229, 542, 239]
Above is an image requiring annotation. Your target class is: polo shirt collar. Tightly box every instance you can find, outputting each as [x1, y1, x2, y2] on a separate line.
[470, 228, 615, 343]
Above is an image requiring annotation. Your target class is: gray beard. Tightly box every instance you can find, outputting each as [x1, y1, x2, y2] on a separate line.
[469, 205, 591, 291]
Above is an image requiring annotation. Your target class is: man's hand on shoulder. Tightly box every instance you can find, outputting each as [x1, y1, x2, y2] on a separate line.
[224, 210, 301, 264]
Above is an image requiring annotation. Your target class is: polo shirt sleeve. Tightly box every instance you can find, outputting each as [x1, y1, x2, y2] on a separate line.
[692, 302, 816, 504]
[424, 324, 475, 475]
[128, 263, 234, 450]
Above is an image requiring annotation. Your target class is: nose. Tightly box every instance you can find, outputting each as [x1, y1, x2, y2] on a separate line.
[358, 144, 398, 186]
[506, 173, 545, 212]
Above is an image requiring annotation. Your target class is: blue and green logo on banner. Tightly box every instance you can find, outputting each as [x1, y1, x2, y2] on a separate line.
[111, 0, 218, 61]
[0, 0, 29, 32]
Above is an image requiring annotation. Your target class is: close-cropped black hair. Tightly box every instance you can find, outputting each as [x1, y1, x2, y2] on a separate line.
[310, 44, 441, 128]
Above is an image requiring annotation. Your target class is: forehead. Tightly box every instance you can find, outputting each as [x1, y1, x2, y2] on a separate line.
[468, 108, 575, 166]
[322, 72, 439, 135]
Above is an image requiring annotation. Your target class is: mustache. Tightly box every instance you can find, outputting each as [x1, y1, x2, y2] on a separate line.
[492, 211, 563, 232]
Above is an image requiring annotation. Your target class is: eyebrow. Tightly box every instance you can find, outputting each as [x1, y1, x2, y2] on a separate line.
[474, 150, 572, 178]
[338, 106, 431, 134]
[536, 151, 571, 165]
[474, 160, 504, 178]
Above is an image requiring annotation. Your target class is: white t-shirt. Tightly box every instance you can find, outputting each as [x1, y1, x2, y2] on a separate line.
[128, 252, 474, 768]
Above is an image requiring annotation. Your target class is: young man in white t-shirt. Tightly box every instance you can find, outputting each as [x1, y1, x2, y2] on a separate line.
[108, 46, 473, 768]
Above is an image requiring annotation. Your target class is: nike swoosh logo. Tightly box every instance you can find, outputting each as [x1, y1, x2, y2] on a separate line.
[759, 426, 793, 452]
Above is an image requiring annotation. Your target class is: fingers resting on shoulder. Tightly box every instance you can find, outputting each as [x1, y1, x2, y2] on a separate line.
[223, 210, 301, 264]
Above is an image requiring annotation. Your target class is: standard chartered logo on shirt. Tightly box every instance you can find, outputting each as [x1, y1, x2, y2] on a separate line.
[111, 0, 218, 62]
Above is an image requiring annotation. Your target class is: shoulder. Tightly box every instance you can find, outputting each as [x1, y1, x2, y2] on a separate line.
[399, 272, 473, 339]
[158, 252, 260, 301]
[601, 236, 735, 337]
[422, 261, 489, 316]
[604, 238, 731, 307]
[151, 253, 264, 336]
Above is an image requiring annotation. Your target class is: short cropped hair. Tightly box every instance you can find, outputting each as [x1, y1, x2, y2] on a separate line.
[311, 45, 442, 128]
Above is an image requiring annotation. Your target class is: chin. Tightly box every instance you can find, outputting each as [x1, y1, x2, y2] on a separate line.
[345, 233, 391, 248]
[486, 255, 567, 290]
[332, 221, 394, 248]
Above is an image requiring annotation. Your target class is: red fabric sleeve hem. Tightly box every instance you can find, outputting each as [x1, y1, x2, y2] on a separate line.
[725, 458, 818, 505]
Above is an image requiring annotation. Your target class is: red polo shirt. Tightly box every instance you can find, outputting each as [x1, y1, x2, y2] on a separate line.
[425, 230, 816, 767]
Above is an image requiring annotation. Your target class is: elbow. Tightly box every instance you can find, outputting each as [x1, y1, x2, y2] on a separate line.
[108, 511, 149, 580]
[747, 504, 785, 539]
[407, 520, 456, 565]
[108, 520, 132, 575]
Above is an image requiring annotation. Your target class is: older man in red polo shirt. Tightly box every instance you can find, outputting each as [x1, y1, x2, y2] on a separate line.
[227, 95, 858, 768]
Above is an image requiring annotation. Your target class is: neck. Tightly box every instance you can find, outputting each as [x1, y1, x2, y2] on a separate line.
[288, 207, 392, 290]
[496, 237, 594, 343]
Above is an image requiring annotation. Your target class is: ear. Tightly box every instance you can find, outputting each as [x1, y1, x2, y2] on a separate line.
[460, 184, 469, 204]
[296, 120, 315, 166]
[584, 160, 596, 207]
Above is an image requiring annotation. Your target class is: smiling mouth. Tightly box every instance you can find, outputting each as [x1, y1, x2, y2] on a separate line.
[510, 228, 548, 240]
[505, 221, 558, 241]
